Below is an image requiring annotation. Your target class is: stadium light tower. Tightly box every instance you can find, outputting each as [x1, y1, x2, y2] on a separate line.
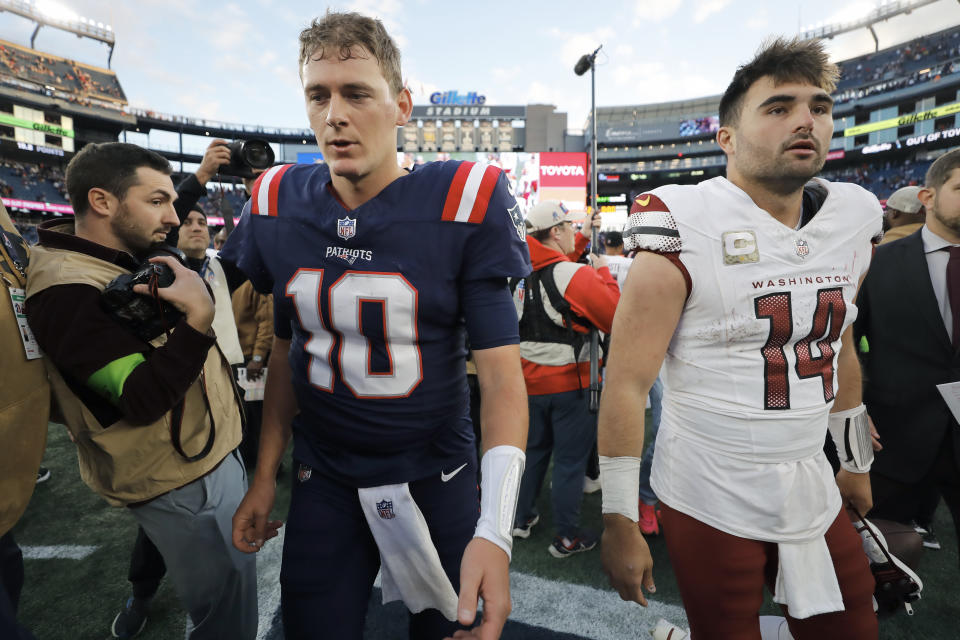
[0, 0, 116, 66]
[799, 0, 940, 51]
[574, 44, 602, 413]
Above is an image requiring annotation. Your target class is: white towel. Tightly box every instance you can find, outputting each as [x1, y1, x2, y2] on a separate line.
[772, 535, 844, 619]
[358, 483, 459, 622]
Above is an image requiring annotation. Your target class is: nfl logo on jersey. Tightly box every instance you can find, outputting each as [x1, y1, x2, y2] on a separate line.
[338, 217, 357, 240]
[297, 464, 312, 483]
[795, 238, 810, 258]
[377, 499, 396, 519]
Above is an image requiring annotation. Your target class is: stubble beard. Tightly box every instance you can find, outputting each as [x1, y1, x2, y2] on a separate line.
[111, 203, 163, 256]
[736, 136, 826, 196]
[931, 194, 960, 236]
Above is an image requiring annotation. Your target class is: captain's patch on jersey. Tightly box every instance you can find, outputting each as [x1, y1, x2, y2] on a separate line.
[722, 230, 759, 265]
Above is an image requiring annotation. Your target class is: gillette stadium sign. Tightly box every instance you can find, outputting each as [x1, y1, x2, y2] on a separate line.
[430, 91, 487, 106]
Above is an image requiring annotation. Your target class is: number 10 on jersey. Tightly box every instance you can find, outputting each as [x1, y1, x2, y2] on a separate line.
[286, 269, 423, 398]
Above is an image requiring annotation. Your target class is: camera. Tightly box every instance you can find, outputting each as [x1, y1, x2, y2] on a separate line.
[219, 139, 275, 178]
[101, 247, 186, 342]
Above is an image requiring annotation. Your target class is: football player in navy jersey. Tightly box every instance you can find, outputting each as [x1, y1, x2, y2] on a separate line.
[220, 11, 531, 640]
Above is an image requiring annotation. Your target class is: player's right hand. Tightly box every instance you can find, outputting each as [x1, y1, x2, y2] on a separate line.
[601, 513, 655, 605]
[231, 478, 283, 553]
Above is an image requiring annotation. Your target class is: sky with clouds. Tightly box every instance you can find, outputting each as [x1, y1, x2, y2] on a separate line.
[1, 0, 959, 133]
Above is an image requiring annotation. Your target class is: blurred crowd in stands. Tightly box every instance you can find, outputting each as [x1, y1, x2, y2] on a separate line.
[819, 157, 932, 196]
[834, 26, 960, 103]
[0, 160, 68, 202]
[0, 39, 126, 103]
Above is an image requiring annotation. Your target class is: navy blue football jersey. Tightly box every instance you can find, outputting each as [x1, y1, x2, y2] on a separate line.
[221, 160, 531, 486]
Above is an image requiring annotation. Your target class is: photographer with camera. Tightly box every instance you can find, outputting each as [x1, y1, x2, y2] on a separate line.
[24, 143, 257, 640]
[167, 137, 274, 248]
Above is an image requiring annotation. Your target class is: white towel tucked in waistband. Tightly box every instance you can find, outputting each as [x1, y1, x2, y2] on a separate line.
[773, 535, 844, 619]
[358, 483, 459, 622]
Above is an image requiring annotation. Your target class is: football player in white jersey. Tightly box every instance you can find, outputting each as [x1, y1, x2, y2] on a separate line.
[598, 38, 883, 639]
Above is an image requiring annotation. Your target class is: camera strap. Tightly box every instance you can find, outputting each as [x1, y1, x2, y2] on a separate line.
[169, 369, 216, 463]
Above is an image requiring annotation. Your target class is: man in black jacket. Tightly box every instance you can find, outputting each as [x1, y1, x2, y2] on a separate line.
[855, 148, 960, 561]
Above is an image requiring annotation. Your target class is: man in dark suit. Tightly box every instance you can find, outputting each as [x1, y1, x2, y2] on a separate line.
[855, 149, 960, 560]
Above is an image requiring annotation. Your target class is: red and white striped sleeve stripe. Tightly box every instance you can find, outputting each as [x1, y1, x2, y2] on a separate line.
[441, 161, 501, 224]
[250, 164, 293, 216]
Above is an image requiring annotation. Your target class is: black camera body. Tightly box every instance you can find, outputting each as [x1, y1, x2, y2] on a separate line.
[219, 139, 275, 178]
[101, 247, 185, 342]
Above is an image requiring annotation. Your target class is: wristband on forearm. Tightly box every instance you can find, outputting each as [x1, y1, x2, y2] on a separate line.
[828, 404, 873, 473]
[599, 455, 642, 521]
[475, 445, 525, 560]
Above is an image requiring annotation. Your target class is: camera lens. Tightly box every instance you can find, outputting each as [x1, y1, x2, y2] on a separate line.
[242, 140, 274, 169]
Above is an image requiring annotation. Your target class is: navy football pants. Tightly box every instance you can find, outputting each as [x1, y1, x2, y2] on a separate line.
[280, 456, 479, 640]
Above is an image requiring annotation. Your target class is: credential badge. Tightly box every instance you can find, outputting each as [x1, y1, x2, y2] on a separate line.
[377, 499, 396, 519]
[795, 238, 810, 259]
[337, 216, 357, 241]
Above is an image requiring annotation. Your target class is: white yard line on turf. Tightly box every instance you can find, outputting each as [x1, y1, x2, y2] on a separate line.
[509, 571, 688, 639]
[260, 548, 687, 640]
[20, 545, 98, 560]
[256, 527, 285, 640]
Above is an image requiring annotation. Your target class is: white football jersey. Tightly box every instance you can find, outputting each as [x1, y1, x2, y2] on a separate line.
[604, 255, 633, 289]
[625, 177, 883, 542]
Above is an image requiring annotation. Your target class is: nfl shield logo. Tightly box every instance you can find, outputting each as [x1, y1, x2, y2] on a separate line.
[338, 217, 357, 240]
[377, 499, 396, 519]
[795, 238, 810, 258]
[297, 464, 312, 483]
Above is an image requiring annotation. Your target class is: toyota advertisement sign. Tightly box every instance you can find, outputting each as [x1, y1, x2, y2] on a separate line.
[396, 151, 589, 216]
[538, 152, 588, 212]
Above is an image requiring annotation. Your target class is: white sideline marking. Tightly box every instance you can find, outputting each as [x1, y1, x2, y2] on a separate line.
[21, 545, 98, 560]
[258, 552, 687, 640]
[509, 571, 687, 638]
[256, 527, 286, 640]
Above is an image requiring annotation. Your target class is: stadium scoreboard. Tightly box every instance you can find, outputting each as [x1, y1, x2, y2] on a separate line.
[0, 101, 75, 154]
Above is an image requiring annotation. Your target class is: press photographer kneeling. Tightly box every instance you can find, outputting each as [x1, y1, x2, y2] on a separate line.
[24, 142, 257, 640]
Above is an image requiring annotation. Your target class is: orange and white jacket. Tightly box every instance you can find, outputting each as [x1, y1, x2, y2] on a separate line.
[514, 236, 620, 396]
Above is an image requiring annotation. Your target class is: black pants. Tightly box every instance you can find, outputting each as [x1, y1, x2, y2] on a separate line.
[0, 532, 35, 640]
[869, 431, 960, 562]
[280, 457, 478, 640]
[128, 526, 166, 599]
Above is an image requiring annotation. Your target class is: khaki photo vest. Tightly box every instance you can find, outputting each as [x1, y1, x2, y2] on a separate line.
[26, 233, 242, 506]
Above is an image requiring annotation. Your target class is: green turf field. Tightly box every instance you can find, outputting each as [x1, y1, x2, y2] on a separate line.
[12, 421, 960, 639]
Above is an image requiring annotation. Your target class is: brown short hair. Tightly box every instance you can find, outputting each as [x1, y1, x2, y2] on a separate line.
[925, 149, 960, 190]
[66, 142, 171, 216]
[298, 11, 403, 96]
[719, 37, 839, 127]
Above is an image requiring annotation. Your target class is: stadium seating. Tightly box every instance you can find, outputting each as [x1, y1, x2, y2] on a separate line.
[0, 39, 126, 103]
[834, 25, 960, 102]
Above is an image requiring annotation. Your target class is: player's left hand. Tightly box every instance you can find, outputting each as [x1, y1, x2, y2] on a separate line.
[445, 537, 511, 640]
[836, 468, 873, 515]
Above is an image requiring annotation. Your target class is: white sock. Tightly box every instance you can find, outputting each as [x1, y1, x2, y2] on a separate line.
[759, 616, 793, 640]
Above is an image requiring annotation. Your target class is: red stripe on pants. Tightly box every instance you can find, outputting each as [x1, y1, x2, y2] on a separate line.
[659, 502, 877, 640]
